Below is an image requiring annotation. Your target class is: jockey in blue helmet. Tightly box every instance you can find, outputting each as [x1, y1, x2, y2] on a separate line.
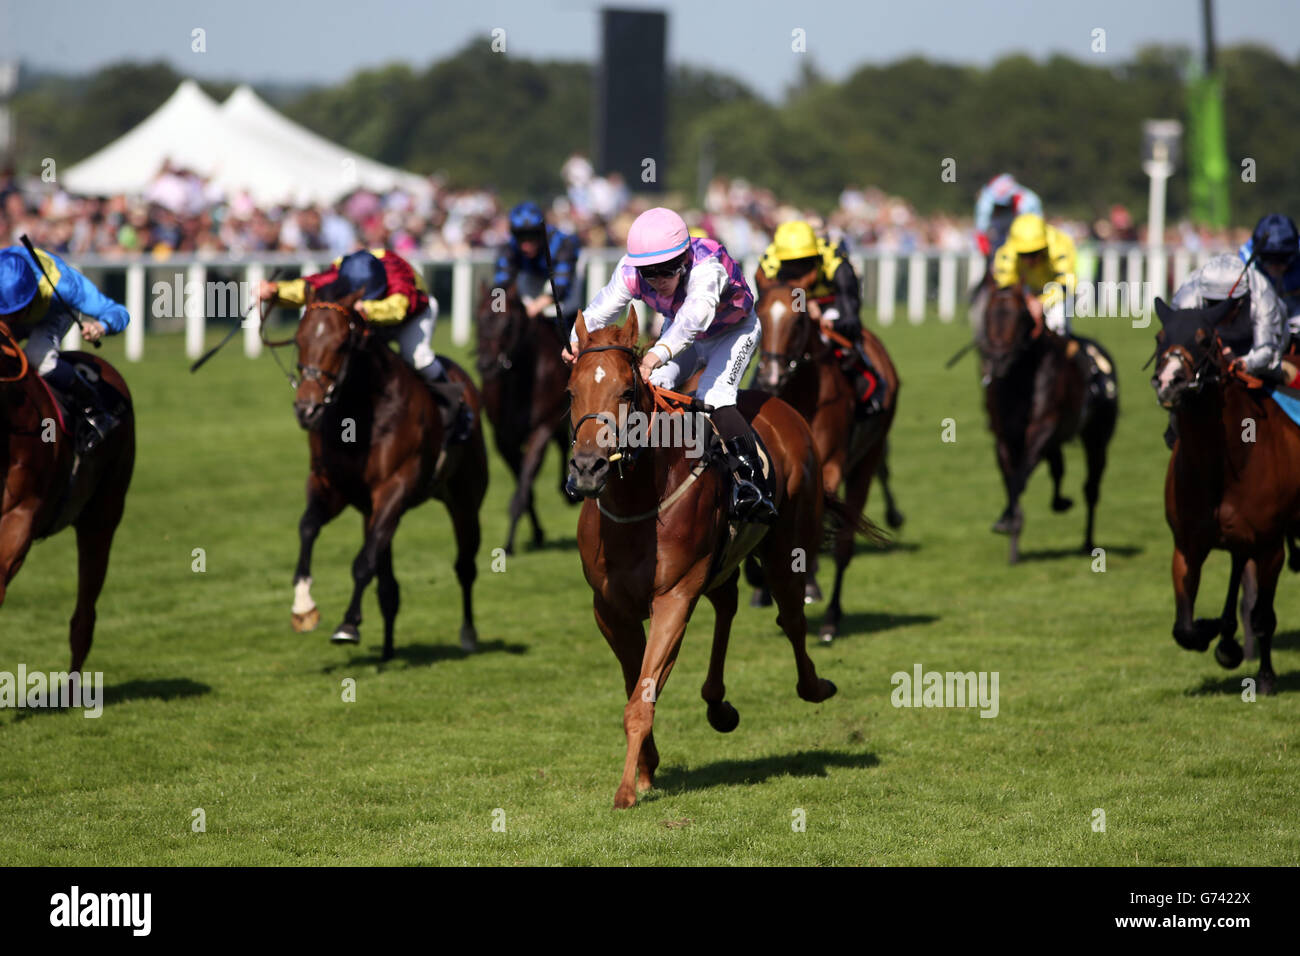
[492, 201, 583, 333]
[1239, 213, 1300, 333]
[0, 245, 130, 452]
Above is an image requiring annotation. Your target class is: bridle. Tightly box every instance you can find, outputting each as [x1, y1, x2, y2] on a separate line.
[758, 293, 813, 385]
[0, 322, 30, 384]
[476, 292, 527, 378]
[570, 343, 645, 475]
[292, 300, 366, 406]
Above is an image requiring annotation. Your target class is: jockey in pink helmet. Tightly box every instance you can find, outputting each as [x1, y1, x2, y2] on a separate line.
[564, 206, 775, 522]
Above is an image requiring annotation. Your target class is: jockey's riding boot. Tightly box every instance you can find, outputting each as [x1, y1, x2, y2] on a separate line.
[841, 343, 886, 419]
[422, 364, 473, 444]
[46, 360, 115, 455]
[712, 405, 777, 525]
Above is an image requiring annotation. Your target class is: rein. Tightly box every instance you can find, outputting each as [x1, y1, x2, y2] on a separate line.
[0, 323, 30, 383]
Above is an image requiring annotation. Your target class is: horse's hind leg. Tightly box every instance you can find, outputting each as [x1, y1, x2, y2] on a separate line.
[446, 474, 484, 653]
[877, 439, 905, 530]
[68, 513, 119, 674]
[1240, 559, 1259, 660]
[745, 553, 771, 607]
[1045, 445, 1072, 513]
[510, 425, 552, 551]
[376, 545, 399, 662]
[293, 472, 345, 632]
[822, 448, 877, 643]
[334, 484, 406, 653]
[702, 570, 741, 732]
[593, 594, 658, 793]
[764, 499, 836, 704]
[498, 436, 528, 557]
[1248, 543, 1283, 695]
[1080, 409, 1116, 553]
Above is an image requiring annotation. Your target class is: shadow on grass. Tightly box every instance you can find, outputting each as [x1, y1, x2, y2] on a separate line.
[5, 677, 211, 725]
[1015, 543, 1144, 563]
[818, 610, 939, 639]
[652, 748, 879, 797]
[1184, 669, 1300, 696]
[1271, 630, 1300, 651]
[849, 539, 921, 557]
[318, 638, 529, 673]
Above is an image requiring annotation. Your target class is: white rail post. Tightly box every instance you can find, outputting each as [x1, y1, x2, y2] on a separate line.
[586, 256, 608, 305]
[185, 263, 206, 359]
[937, 252, 957, 322]
[1101, 247, 1120, 289]
[126, 263, 145, 361]
[452, 259, 472, 346]
[61, 268, 85, 351]
[907, 252, 926, 324]
[245, 263, 264, 358]
[876, 254, 897, 326]
[1125, 247, 1144, 293]
[1172, 250, 1192, 291]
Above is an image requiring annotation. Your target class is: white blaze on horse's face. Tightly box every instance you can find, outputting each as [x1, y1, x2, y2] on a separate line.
[764, 300, 789, 387]
[1156, 353, 1184, 407]
[594, 365, 605, 384]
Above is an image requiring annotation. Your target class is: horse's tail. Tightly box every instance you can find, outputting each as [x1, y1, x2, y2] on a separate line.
[821, 491, 889, 548]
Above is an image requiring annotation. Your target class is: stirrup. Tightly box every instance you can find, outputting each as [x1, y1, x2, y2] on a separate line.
[731, 477, 777, 524]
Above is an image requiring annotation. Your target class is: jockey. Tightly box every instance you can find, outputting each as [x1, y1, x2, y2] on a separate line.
[1238, 213, 1300, 335]
[564, 206, 776, 524]
[757, 220, 886, 417]
[259, 248, 471, 437]
[975, 173, 1043, 261]
[0, 245, 129, 452]
[492, 201, 583, 335]
[1171, 252, 1290, 382]
[992, 213, 1078, 339]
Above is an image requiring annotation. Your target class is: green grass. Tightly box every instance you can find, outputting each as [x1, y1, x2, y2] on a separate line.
[0, 311, 1297, 866]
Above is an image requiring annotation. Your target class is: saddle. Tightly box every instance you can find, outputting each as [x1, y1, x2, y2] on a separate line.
[1065, 335, 1117, 431]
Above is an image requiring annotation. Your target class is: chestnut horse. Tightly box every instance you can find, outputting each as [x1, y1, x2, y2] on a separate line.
[753, 282, 902, 640]
[284, 285, 487, 660]
[979, 286, 1118, 563]
[567, 309, 879, 809]
[1152, 297, 1300, 695]
[475, 281, 573, 555]
[0, 321, 134, 671]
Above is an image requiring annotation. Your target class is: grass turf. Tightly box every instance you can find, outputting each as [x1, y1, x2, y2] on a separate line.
[0, 310, 1296, 865]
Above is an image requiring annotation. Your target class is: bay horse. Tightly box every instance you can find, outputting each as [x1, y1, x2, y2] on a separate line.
[474, 280, 573, 555]
[0, 321, 134, 672]
[1153, 297, 1300, 695]
[567, 309, 880, 809]
[979, 285, 1118, 563]
[752, 282, 903, 640]
[285, 285, 487, 660]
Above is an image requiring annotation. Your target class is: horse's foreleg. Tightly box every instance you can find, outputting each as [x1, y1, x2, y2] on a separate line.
[1080, 411, 1115, 553]
[1171, 541, 1217, 651]
[67, 504, 123, 674]
[702, 570, 741, 733]
[292, 473, 345, 633]
[764, 495, 837, 704]
[334, 482, 407, 655]
[1240, 559, 1259, 660]
[616, 591, 696, 809]
[1045, 445, 1072, 513]
[510, 425, 552, 552]
[593, 594, 656, 791]
[375, 545, 399, 662]
[0, 506, 38, 606]
[1213, 550, 1247, 670]
[498, 431, 527, 557]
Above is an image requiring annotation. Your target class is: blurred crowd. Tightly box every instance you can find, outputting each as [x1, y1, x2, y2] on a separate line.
[0, 155, 1248, 262]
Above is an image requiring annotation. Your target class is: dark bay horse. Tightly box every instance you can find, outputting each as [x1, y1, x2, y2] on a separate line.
[1153, 297, 1300, 695]
[474, 280, 573, 555]
[0, 322, 134, 671]
[753, 282, 903, 640]
[567, 309, 879, 809]
[979, 286, 1118, 563]
[285, 286, 487, 660]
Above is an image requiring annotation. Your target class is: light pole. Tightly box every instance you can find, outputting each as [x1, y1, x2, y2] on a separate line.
[1142, 119, 1182, 313]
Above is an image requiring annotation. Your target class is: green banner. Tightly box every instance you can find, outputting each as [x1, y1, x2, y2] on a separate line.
[1186, 70, 1230, 229]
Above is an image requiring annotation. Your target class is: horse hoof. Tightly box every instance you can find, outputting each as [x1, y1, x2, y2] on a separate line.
[886, 508, 905, 530]
[750, 589, 772, 608]
[819, 627, 835, 644]
[330, 624, 360, 645]
[503, 544, 515, 558]
[1173, 620, 1216, 652]
[1051, 496, 1074, 513]
[1214, 638, 1244, 670]
[992, 516, 1015, 535]
[1260, 673, 1277, 696]
[613, 787, 637, 810]
[805, 580, 823, 603]
[292, 607, 320, 633]
[707, 700, 740, 733]
[799, 678, 837, 703]
[460, 626, 478, 653]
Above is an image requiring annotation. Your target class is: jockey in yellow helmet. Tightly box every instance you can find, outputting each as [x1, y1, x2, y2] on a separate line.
[757, 220, 886, 416]
[992, 213, 1078, 338]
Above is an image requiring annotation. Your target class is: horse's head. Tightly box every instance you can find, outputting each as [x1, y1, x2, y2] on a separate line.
[475, 279, 527, 377]
[1151, 297, 1237, 409]
[293, 284, 367, 430]
[566, 307, 644, 497]
[981, 286, 1033, 377]
[755, 284, 813, 391]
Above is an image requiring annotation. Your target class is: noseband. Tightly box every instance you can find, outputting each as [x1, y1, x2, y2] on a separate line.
[570, 343, 645, 473]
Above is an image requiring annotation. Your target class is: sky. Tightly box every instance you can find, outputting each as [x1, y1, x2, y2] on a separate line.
[4, 0, 1298, 101]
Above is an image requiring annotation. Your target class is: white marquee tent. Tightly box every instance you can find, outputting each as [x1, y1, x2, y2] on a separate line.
[63, 79, 431, 206]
